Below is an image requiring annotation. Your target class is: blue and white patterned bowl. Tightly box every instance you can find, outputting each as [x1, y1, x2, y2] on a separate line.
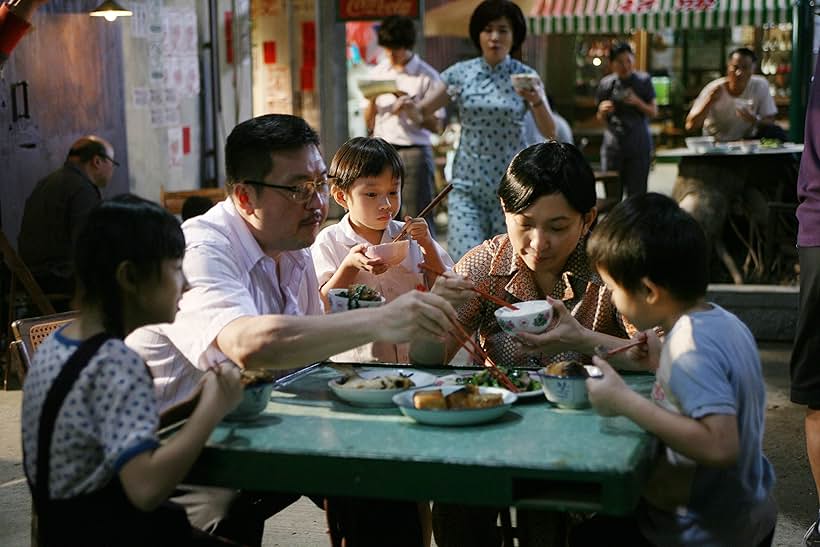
[538, 365, 602, 409]
[224, 381, 275, 421]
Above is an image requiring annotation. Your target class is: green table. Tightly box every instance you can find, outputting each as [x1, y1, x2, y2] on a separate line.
[179, 365, 657, 516]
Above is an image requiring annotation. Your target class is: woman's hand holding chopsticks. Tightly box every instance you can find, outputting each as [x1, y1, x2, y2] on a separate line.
[430, 270, 476, 309]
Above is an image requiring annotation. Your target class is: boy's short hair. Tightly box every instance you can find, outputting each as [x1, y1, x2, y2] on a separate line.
[329, 137, 404, 193]
[377, 15, 416, 50]
[469, 0, 527, 58]
[498, 141, 596, 215]
[729, 47, 757, 64]
[587, 193, 709, 303]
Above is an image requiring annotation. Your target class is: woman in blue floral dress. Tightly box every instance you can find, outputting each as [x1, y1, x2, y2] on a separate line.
[413, 0, 557, 260]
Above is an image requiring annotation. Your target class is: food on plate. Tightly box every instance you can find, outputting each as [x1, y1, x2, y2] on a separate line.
[336, 373, 415, 390]
[239, 369, 276, 386]
[413, 385, 504, 410]
[462, 366, 542, 392]
[759, 138, 783, 149]
[413, 389, 448, 410]
[544, 360, 589, 378]
[337, 284, 383, 309]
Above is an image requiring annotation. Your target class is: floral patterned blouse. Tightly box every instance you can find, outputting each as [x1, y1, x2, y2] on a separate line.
[453, 234, 634, 367]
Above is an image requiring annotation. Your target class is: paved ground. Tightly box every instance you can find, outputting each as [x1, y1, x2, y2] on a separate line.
[0, 342, 815, 546]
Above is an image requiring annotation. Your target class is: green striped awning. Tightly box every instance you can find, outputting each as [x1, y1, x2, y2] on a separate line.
[527, 0, 794, 35]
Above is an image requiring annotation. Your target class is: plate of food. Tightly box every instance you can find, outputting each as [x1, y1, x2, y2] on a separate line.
[393, 385, 517, 426]
[328, 367, 437, 407]
[438, 366, 544, 401]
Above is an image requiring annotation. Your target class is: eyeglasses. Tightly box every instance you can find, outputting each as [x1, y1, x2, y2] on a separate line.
[98, 153, 120, 167]
[244, 177, 333, 203]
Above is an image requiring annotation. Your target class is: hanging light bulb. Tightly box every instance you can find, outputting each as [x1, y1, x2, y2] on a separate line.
[89, 0, 133, 22]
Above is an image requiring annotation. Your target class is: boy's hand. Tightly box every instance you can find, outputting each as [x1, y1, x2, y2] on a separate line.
[403, 216, 433, 247]
[586, 356, 630, 417]
[516, 297, 586, 354]
[430, 270, 474, 309]
[625, 328, 662, 372]
[199, 361, 243, 417]
[343, 243, 388, 275]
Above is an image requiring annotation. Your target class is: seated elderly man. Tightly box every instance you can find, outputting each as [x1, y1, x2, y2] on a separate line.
[685, 47, 780, 141]
[126, 114, 458, 547]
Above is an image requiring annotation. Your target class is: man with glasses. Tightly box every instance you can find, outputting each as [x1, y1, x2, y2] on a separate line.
[18, 134, 117, 298]
[126, 114, 458, 546]
[686, 48, 779, 141]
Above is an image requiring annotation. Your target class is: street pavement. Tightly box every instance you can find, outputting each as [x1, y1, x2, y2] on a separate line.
[0, 342, 814, 546]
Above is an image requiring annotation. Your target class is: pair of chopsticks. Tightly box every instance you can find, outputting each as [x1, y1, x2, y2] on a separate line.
[596, 326, 665, 358]
[446, 319, 519, 393]
[391, 183, 453, 243]
[418, 263, 519, 311]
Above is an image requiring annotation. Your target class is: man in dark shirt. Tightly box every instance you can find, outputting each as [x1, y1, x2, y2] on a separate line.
[18, 135, 117, 295]
[596, 42, 658, 200]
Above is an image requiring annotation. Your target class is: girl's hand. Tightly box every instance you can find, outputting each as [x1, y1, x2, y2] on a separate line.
[403, 216, 433, 247]
[343, 243, 388, 275]
[430, 270, 474, 309]
[200, 361, 243, 417]
[586, 356, 630, 417]
[515, 297, 586, 354]
[394, 96, 423, 125]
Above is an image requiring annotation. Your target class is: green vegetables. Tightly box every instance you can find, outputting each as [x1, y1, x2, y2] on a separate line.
[759, 138, 783, 149]
[460, 366, 542, 392]
[342, 284, 382, 309]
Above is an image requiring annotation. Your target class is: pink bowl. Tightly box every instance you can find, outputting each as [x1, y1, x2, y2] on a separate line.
[365, 240, 410, 266]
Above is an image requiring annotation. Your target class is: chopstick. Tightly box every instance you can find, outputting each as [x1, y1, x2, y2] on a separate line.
[391, 183, 453, 243]
[447, 319, 519, 393]
[597, 326, 664, 358]
[418, 263, 519, 311]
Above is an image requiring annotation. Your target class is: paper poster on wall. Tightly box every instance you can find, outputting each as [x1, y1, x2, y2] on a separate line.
[165, 107, 181, 127]
[180, 9, 198, 55]
[150, 107, 165, 128]
[164, 88, 179, 107]
[131, 1, 148, 38]
[149, 36, 164, 82]
[182, 56, 200, 97]
[132, 87, 149, 108]
[168, 127, 183, 168]
[149, 88, 164, 107]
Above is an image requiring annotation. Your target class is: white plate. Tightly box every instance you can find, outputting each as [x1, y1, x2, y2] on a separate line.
[328, 368, 437, 407]
[393, 386, 517, 426]
[436, 370, 545, 401]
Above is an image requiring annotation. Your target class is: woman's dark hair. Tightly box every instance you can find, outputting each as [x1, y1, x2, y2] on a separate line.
[587, 193, 708, 303]
[329, 137, 404, 192]
[224, 114, 320, 192]
[469, 0, 527, 58]
[498, 141, 597, 215]
[377, 15, 416, 50]
[609, 42, 633, 62]
[74, 194, 185, 337]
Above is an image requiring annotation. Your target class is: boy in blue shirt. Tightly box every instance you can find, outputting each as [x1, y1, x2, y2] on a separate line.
[575, 193, 776, 546]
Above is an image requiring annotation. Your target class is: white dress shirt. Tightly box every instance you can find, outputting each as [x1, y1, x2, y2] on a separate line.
[126, 198, 323, 410]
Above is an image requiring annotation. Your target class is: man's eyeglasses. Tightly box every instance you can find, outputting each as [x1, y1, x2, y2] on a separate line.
[244, 178, 333, 203]
[98, 153, 120, 167]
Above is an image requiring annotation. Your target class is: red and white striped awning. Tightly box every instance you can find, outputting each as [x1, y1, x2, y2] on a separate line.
[527, 0, 794, 34]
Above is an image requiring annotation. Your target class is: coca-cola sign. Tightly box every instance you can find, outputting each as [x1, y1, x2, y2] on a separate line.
[337, 0, 420, 21]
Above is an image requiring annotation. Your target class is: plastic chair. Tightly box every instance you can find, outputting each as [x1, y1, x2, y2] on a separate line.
[7, 311, 79, 389]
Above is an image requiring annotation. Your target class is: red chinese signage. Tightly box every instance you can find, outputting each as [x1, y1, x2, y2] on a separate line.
[617, 0, 657, 12]
[337, 0, 420, 21]
[675, 0, 718, 10]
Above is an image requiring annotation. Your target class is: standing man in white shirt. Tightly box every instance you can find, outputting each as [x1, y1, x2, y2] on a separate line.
[126, 114, 459, 546]
[364, 15, 444, 235]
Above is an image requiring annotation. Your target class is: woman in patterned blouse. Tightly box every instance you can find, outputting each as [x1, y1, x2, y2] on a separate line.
[407, 0, 557, 261]
[412, 141, 659, 371]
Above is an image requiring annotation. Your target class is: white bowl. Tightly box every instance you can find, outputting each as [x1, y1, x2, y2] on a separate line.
[392, 386, 517, 426]
[224, 381, 275, 421]
[329, 368, 437, 407]
[538, 365, 602, 409]
[327, 288, 385, 312]
[494, 300, 553, 334]
[510, 73, 539, 91]
[365, 240, 409, 266]
[685, 136, 716, 153]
